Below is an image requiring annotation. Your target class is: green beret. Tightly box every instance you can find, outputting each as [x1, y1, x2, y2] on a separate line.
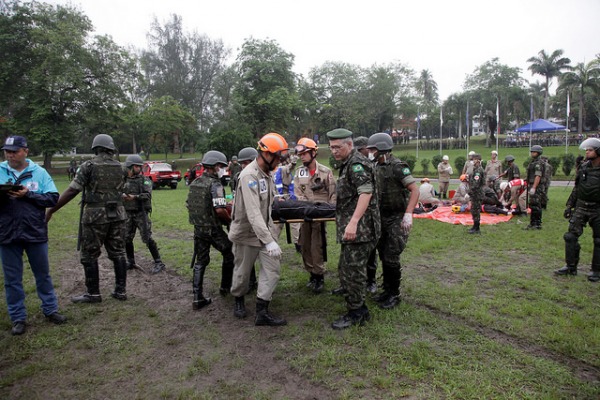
[326, 128, 353, 139]
[353, 136, 369, 149]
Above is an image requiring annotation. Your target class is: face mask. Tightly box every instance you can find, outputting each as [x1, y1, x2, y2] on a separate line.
[217, 168, 225, 178]
[368, 153, 376, 161]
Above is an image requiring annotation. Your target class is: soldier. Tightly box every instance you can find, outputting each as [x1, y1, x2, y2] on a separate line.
[555, 138, 600, 282]
[230, 147, 258, 195]
[540, 155, 553, 209]
[366, 133, 419, 309]
[437, 155, 453, 199]
[46, 134, 128, 303]
[467, 154, 485, 234]
[229, 133, 289, 326]
[227, 156, 242, 191]
[327, 128, 380, 330]
[122, 155, 165, 274]
[525, 145, 546, 230]
[293, 137, 336, 294]
[186, 151, 234, 310]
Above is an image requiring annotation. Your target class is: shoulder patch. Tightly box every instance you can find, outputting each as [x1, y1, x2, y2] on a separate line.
[402, 167, 411, 175]
[352, 164, 365, 173]
[248, 180, 257, 189]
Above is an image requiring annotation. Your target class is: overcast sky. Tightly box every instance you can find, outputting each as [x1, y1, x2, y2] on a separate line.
[48, 0, 599, 100]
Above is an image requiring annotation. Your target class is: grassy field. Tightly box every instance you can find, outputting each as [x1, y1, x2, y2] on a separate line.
[1, 158, 599, 399]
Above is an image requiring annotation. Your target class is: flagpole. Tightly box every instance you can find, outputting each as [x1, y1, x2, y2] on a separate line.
[466, 101, 470, 156]
[529, 97, 533, 149]
[495, 97, 499, 153]
[566, 92, 570, 154]
[416, 109, 420, 159]
[439, 106, 443, 156]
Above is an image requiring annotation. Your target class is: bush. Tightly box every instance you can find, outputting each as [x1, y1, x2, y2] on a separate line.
[432, 154, 442, 172]
[548, 157, 561, 176]
[399, 154, 416, 172]
[561, 153, 575, 176]
[420, 158, 430, 174]
[454, 156, 466, 174]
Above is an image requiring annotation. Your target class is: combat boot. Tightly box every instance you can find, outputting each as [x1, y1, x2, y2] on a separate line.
[306, 273, 317, 289]
[125, 241, 141, 270]
[192, 264, 211, 310]
[331, 306, 370, 330]
[73, 261, 102, 303]
[255, 298, 287, 326]
[312, 274, 324, 294]
[331, 286, 347, 296]
[554, 265, 577, 276]
[150, 260, 166, 274]
[379, 295, 401, 309]
[467, 221, 480, 234]
[111, 258, 128, 301]
[234, 296, 246, 318]
[588, 271, 600, 283]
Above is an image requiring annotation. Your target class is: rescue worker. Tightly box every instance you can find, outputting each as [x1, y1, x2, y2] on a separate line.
[327, 128, 380, 329]
[186, 151, 234, 310]
[485, 150, 503, 178]
[122, 155, 166, 274]
[46, 134, 128, 303]
[556, 138, 600, 282]
[467, 154, 485, 234]
[452, 174, 470, 208]
[229, 133, 289, 326]
[293, 137, 336, 294]
[366, 133, 418, 309]
[525, 145, 546, 230]
[437, 155, 453, 199]
[462, 151, 476, 176]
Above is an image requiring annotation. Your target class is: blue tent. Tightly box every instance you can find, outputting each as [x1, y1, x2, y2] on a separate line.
[515, 119, 567, 133]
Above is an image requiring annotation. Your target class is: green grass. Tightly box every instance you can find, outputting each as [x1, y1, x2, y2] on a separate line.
[1, 174, 599, 399]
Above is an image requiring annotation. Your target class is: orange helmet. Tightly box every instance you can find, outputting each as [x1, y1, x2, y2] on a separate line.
[460, 174, 468, 182]
[257, 133, 289, 156]
[295, 137, 318, 154]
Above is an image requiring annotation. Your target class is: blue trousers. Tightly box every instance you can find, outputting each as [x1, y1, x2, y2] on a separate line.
[1, 242, 59, 322]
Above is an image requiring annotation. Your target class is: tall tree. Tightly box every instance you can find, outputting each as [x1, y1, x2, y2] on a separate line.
[559, 60, 600, 133]
[415, 69, 439, 109]
[527, 49, 571, 119]
[233, 37, 298, 138]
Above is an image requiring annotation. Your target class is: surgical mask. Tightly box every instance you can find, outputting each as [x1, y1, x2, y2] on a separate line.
[368, 153, 376, 161]
[217, 168, 225, 178]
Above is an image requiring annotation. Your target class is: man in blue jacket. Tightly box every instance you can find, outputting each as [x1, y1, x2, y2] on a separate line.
[0, 135, 66, 335]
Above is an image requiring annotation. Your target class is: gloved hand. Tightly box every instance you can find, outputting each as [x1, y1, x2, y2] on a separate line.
[563, 208, 573, 219]
[401, 213, 413, 235]
[265, 241, 282, 258]
[529, 188, 536, 196]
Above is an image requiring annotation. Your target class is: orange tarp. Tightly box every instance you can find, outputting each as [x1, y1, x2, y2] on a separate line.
[413, 206, 513, 225]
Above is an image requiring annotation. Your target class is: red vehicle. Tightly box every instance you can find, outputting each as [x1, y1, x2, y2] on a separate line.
[184, 163, 231, 186]
[142, 162, 182, 189]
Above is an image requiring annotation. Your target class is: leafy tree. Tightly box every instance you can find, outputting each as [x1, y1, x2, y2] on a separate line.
[415, 69, 439, 108]
[454, 156, 466, 174]
[559, 60, 600, 133]
[527, 49, 571, 119]
[420, 158, 430, 174]
[548, 157, 561, 176]
[561, 153, 575, 176]
[431, 154, 442, 171]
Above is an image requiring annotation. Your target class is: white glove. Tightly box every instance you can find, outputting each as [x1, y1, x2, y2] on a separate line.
[529, 188, 536, 196]
[449, 167, 453, 175]
[265, 241, 282, 258]
[401, 213, 413, 236]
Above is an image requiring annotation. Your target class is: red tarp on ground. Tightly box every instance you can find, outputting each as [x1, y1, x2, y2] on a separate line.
[413, 206, 513, 225]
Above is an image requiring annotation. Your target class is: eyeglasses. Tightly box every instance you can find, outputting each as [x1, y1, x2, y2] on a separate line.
[329, 145, 345, 151]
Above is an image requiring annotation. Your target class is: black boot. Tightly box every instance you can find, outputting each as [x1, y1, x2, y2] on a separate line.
[125, 241, 140, 270]
[312, 274, 324, 294]
[148, 240, 165, 274]
[72, 261, 102, 303]
[220, 252, 234, 296]
[306, 273, 317, 289]
[255, 298, 287, 326]
[554, 265, 577, 276]
[331, 306, 370, 330]
[192, 264, 212, 310]
[234, 296, 246, 318]
[468, 220, 480, 234]
[111, 257, 128, 300]
[588, 271, 600, 283]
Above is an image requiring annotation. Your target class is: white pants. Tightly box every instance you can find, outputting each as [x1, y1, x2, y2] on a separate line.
[230, 243, 281, 301]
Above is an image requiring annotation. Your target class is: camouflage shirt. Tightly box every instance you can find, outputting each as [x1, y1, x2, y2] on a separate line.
[122, 173, 152, 212]
[187, 172, 227, 228]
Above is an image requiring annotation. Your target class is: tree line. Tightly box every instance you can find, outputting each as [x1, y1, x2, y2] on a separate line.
[1, 1, 599, 167]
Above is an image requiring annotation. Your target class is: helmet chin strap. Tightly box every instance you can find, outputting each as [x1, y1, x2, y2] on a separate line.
[303, 152, 317, 167]
[260, 152, 278, 171]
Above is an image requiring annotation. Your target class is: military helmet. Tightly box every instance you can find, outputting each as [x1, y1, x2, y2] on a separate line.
[231, 155, 238, 161]
[201, 150, 228, 167]
[487, 175, 497, 182]
[353, 136, 369, 150]
[125, 154, 144, 168]
[579, 137, 600, 155]
[530, 145, 543, 154]
[366, 132, 393, 151]
[91, 134, 116, 151]
[505, 155, 515, 162]
[237, 147, 258, 162]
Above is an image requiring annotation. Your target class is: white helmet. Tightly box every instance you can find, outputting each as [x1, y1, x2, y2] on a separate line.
[499, 181, 509, 191]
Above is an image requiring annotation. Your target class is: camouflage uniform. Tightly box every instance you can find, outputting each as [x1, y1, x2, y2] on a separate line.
[562, 161, 600, 278]
[468, 164, 485, 230]
[294, 161, 336, 277]
[187, 170, 234, 306]
[541, 158, 553, 209]
[123, 172, 163, 270]
[70, 151, 127, 297]
[374, 155, 415, 298]
[228, 161, 242, 191]
[335, 150, 380, 311]
[526, 156, 546, 228]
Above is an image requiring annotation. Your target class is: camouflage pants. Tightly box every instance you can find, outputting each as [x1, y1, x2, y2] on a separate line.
[377, 214, 406, 296]
[564, 206, 600, 270]
[470, 194, 482, 223]
[81, 220, 126, 263]
[338, 241, 376, 310]
[125, 211, 153, 243]
[194, 225, 234, 289]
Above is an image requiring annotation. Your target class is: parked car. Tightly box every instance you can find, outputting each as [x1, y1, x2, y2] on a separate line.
[142, 162, 181, 189]
[184, 163, 230, 186]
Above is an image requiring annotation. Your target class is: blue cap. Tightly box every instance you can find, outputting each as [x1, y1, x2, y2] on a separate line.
[2, 136, 28, 151]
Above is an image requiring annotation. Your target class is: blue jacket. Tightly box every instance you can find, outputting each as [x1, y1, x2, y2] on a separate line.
[0, 160, 58, 244]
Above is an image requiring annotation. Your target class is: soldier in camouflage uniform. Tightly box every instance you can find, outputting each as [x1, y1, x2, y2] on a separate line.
[540, 155, 553, 210]
[366, 133, 419, 309]
[186, 150, 234, 310]
[555, 138, 600, 282]
[525, 145, 546, 230]
[46, 134, 128, 303]
[326, 128, 380, 330]
[293, 137, 336, 293]
[467, 154, 485, 234]
[227, 156, 242, 191]
[122, 155, 165, 274]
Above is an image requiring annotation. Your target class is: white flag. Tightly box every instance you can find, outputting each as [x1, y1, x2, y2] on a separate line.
[567, 92, 570, 117]
[440, 107, 443, 126]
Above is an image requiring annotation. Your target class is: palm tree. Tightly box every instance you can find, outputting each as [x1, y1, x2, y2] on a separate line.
[527, 49, 571, 119]
[559, 60, 600, 133]
[415, 69, 439, 108]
